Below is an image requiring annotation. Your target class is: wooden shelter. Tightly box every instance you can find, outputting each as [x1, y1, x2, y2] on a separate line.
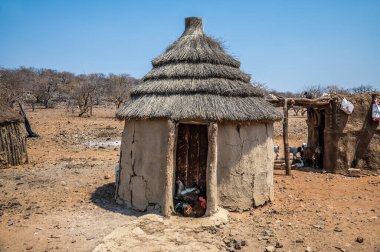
[0, 102, 28, 167]
[115, 17, 282, 216]
[268, 92, 380, 175]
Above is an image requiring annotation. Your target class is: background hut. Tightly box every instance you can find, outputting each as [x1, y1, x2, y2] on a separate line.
[307, 93, 380, 174]
[115, 17, 282, 216]
[0, 102, 28, 167]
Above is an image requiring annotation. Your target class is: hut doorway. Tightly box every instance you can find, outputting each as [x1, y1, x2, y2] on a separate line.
[317, 111, 325, 168]
[306, 108, 325, 168]
[174, 123, 208, 217]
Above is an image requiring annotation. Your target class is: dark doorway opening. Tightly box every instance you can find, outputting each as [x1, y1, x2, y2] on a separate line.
[174, 124, 208, 217]
[317, 110, 325, 168]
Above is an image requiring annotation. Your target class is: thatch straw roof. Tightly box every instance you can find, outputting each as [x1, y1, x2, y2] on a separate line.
[0, 102, 22, 124]
[117, 17, 282, 122]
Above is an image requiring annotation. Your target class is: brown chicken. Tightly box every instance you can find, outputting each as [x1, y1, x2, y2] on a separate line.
[192, 196, 206, 217]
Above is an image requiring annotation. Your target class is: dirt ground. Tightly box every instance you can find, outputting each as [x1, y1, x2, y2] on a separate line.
[0, 106, 379, 252]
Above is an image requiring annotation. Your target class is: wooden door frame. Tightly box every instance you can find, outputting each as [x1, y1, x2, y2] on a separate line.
[163, 120, 218, 216]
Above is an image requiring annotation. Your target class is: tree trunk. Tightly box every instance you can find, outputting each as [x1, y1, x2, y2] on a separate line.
[19, 103, 39, 138]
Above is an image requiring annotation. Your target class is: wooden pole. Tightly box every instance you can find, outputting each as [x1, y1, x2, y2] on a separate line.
[163, 120, 176, 216]
[206, 122, 218, 216]
[283, 99, 291, 175]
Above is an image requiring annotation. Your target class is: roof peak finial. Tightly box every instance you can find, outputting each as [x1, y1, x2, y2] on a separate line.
[185, 17, 203, 34]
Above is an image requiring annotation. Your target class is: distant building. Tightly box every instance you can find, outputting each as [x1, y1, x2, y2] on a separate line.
[307, 93, 380, 174]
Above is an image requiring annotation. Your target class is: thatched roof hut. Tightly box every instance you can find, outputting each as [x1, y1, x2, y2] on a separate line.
[115, 17, 281, 216]
[117, 18, 279, 123]
[0, 102, 28, 167]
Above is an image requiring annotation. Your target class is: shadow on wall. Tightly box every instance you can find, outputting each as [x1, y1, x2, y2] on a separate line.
[352, 106, 379, 169]
[90, 182, 156, 216]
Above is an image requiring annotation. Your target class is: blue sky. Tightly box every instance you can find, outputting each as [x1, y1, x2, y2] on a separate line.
[0, 0, 379, 92]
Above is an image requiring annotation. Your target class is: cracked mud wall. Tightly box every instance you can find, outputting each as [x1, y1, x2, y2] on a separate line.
[116, 120, 169, 211]
[323, 94, 380, 174]
[217, 123, 274, 210]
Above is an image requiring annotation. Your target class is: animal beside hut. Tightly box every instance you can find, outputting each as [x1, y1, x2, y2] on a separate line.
[0, 102, 28, 167]
[115, 17, 282, 217]
[289, 146, 302, 160]
[274, 144, 280, 160]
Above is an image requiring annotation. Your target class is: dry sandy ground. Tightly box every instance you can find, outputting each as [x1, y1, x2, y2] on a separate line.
[0, 106, 379, 252]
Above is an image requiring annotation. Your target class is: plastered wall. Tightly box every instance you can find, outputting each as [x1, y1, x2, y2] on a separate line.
[217, 123, 274, 210]
[116, 120, 169, 211]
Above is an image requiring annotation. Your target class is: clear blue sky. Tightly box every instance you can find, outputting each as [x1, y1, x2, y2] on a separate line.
[1, 0, 379, 92]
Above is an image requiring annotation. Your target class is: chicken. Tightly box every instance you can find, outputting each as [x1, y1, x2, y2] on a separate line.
[174, 180, 205, 217]
[178, 187, 200, 202]
[192, 196, 207, 217]
[175, 179, 185, 198]
[175, 179, 200, 202]
[175, 202, 193, 217]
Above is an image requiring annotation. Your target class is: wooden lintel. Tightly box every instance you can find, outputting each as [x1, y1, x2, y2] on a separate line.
[267, 97, 332, 108]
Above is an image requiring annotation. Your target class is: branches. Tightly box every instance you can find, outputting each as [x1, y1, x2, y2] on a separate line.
[351, 85, 377, 94]
[0, 67, 139, 117]
[107, 74, 138, 109]
[302, 84, 377, 98]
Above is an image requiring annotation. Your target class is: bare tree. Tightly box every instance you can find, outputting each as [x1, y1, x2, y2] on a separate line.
[251, 81, 269, 96]
[67, 75, 97, 117]
[325, 85, 350, 95]
[0, 67, 139, 112]
[107, 74, 138, 109]
[268, 89, 302, 98]
[0, 68, 22, 106]
[302, 85, 325, 98]
[351, 85, 377, 93]
[88, 73, 108, 105]
[30, 69, 62, 108]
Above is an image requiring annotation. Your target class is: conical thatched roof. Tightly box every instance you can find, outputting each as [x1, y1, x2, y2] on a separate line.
[0, 102, 22, 124]
[117, 17, 282, 122]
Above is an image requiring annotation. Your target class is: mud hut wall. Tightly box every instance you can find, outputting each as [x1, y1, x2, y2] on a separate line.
[0, 122, 27, 167]
[217, 123, 274, 211]
[323, 94, 380, 173]
[116, 120, 169, 211]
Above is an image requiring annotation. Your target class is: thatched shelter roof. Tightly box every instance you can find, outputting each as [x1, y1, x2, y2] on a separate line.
[117, 17, 282, 122]
[0, 102, 22, 124]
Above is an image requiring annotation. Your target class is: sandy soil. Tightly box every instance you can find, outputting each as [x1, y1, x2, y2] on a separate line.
[0, 106, 379, 252]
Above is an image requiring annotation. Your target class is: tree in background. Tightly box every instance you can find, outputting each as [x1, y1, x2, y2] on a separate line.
[302, 84, 378, 98]
[0, 68, 22, 106]
[34, 69, 64, 108]
[0, 67, 139, 115]
[324, 85, 350, 95]
[351, 85, 377, 93]
[107, 74, 138, 109]
[250, 81, 270, 97]
[302, 85, 325, 98]
[64, 75, 97, 117]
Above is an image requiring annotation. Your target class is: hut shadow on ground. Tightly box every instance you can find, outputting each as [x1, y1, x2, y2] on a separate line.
[291, 166, 325, 173]
[274, 165, 325, 175]
[90, 182, 156, 217]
